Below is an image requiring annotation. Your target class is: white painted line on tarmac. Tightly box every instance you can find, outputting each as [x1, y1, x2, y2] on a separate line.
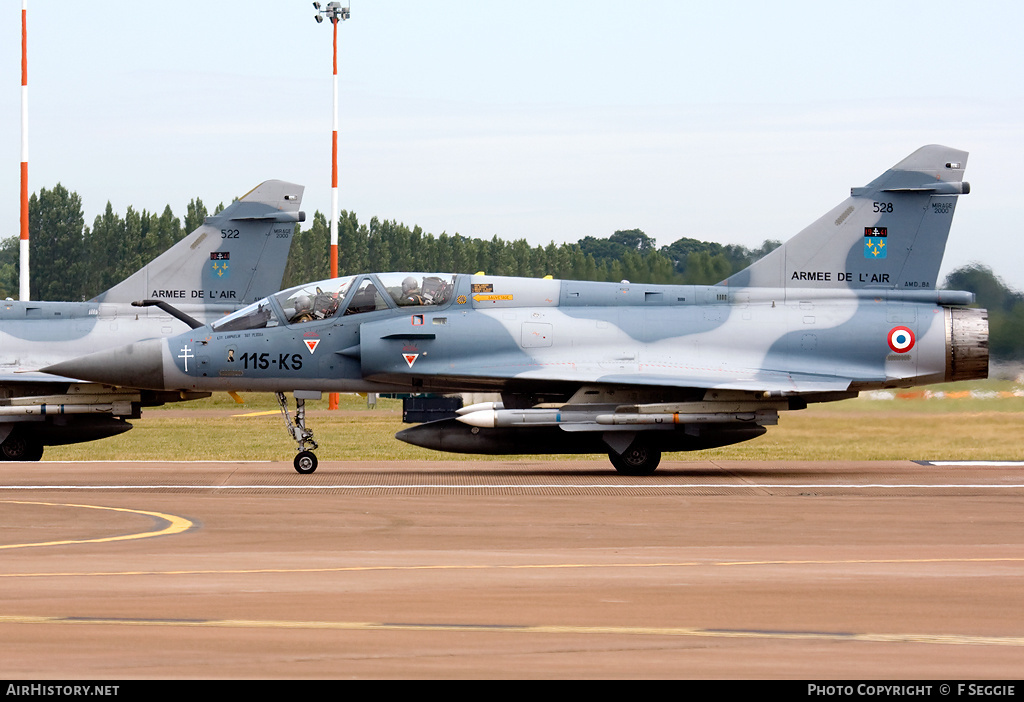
[2, 483, 1024, 491]
[11, 459, 1021, 466]
[923, 461, 1024, 467]
[18, 458, 276, 464]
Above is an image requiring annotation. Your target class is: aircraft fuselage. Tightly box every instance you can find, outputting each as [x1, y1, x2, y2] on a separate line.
[46, 273, 987, 398]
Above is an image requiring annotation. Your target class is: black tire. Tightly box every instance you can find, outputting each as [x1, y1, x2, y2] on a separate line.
[608, 440, 661, 476]
[294, 450, 318, 474]
[0, 430, 44, 462]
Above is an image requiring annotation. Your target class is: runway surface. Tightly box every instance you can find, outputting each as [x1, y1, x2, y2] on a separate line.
[1, 458, 1023, 679]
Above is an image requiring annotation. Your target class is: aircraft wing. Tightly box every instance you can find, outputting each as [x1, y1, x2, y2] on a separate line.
[587, 370, 853, 394]
[362, 351, 860, 395]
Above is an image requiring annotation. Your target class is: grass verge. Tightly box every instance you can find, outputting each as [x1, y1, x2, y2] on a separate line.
[40, 379, 1024, 463]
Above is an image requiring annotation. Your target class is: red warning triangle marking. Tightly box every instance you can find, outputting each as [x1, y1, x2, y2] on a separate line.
[403, 353, 419, 368]
[304, 339, 320, 354]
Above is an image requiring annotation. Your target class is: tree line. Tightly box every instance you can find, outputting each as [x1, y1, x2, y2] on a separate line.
[0, 183, 780, 300]
[3, 183, 1022, 359]
[282, 213, 779, 290]
[0, 184, 216, 302]
[945, 263, 1024, 361]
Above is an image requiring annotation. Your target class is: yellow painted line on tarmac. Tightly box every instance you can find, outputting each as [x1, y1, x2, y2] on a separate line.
[0, 501, 194, 550]
[231, 410, 278, 417]
[1, 555, 1022, 579]
[0, 614, 1020, 647]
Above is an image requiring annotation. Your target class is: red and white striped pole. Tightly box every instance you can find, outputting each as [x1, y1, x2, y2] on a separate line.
[328, 11, 340, 410]
[314, 3, 348, 281]
[20, 0, 29, 301]
[315, 3, 350, 410]
[330, 14, 339, 282]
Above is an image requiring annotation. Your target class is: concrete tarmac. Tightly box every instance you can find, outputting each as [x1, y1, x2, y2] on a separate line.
[0, 459, 1022, 679]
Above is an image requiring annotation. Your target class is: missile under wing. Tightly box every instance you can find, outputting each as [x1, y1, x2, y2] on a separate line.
[43, 146, 988, 474]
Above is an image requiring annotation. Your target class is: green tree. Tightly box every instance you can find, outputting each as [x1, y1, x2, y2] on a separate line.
[84, 202, 124, 296]
[282, 212, 331, 288]
[115, 206, 144, 283]
[681, 251, 731, 284]
[142, 205, 183, 263]
[609, 228, 656, 254]
[944, 263, 1024, 360]
[337, 210, 367, 275]
[366, 216, 392, 271]
[577, 234, 623, 263]
[309, 214, 331, 282]
[644, 250, 676, 284]
[660, 236, 781, 281]
[29, 183, 86, 300]
[0, 237, 18, 299]
[184, 198, 207, 234]
[945, 263, 1022, 313]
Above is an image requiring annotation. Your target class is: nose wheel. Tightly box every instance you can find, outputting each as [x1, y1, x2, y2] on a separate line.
[294, 450, 318, 474]
[276, 392, 320, 474]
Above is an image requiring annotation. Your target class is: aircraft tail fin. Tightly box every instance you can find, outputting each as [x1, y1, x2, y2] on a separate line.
[722, 145, 969, 290]
[92, 180, 304, 308]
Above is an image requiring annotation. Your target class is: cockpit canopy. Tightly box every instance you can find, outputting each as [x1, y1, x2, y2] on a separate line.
[211, 273, 457, 332]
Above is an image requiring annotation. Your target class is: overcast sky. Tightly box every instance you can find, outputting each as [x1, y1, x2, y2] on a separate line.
[3, 1, 1023, 290]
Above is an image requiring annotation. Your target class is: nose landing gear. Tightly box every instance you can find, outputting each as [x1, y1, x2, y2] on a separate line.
[276, 392, 320, 474]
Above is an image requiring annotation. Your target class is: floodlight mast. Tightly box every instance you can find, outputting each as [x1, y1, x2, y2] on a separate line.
[20, 0, 29, 301]
[313, 1, 350, 283]
[313, 2, 350, 411]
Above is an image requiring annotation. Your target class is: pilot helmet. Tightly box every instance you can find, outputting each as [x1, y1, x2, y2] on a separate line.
[294, 293, 313, 312]
[402, 276, 418, 293]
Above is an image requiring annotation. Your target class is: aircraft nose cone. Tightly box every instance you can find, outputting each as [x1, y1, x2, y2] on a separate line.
[41, 339, 168, 390]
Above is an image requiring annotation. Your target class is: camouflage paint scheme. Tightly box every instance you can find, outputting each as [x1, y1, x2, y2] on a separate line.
[1, 181, 303, 460]
[45, 147, 988, 474]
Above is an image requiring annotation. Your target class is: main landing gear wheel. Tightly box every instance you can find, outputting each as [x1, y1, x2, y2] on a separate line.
[294, 450, 318, 474]
[0, 430, 44, 462]
[609, 441, 661, 476]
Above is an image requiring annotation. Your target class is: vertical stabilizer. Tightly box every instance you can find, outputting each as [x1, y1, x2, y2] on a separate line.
[722, 145, 969, 290]
[93, 180, 304, 307]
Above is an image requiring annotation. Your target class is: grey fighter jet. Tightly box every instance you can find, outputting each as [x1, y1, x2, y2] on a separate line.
[44, 146, 988, 474]
[2, 180, 304, 460]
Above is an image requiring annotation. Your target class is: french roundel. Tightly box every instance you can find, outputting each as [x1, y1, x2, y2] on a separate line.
[888, 326, 915, 353]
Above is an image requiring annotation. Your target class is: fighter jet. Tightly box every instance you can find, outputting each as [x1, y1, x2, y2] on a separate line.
[2, 180, 304, 460]
[43, 146, 988, 474]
